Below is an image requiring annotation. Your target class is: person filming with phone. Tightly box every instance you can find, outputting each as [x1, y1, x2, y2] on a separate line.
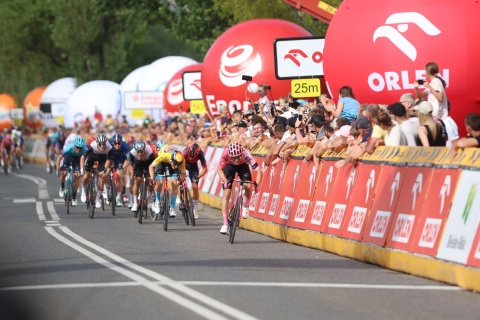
[246, 84, 273, 121]
[414, 62, 449, 121]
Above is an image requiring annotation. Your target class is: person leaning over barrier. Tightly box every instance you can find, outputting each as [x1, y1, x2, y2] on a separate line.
[387, 102, 419, 146]
[451, 113, 480, 159]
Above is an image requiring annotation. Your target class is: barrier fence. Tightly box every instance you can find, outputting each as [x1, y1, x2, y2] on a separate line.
[24, 136, 480, 290]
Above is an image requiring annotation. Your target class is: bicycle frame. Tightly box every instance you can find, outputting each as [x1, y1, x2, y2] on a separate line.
[228, 179, 255, 244]
[179, 179, 195, 227]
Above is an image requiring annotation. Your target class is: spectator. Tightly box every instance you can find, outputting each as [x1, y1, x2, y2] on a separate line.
[231, 109, 243, 125]
[320, 86, 359, 122]
[442, 101, 459, 148]
[365, 104, 386, 154]
[415, 101, 447, 147]
[399, 93, 416, 116]
[414, 62, 448, 120]
[377, 109, 407, 146]
[387, 102, 419, 146]
[451, 113, 480, 158]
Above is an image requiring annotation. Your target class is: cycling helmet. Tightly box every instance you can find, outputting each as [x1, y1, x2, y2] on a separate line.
[74, 137, 86, 148]
[228, 142, 242, 157]
[170, 150, 184, 166]
[112, 134, 123, 144]
[134, 140, 146, 152]
[96, 133, 107, 145]
[188, 143, 200, 159]
[155, 139, 166, 150]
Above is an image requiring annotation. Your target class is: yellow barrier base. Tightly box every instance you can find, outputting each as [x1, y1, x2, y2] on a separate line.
[25, 156, 47, 164]
[239, 217, 480, 292]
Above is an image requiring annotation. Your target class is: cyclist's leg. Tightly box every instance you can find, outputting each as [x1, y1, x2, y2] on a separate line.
[238, 163, 253, 218]
[187, 163, 200, 214]
[82, 156, 95, 202]
[154, 163, 166, 204]
[130, 161, 143, 211]
[221, 164, 236, 230]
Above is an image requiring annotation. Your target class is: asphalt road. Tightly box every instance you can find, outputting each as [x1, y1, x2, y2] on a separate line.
[0, 163, 479, 320]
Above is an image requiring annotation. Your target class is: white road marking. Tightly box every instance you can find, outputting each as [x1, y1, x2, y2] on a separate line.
[47, 201, 60, 220]
[59, 226, 260, 320]
[54, 198, 64, 203]
[36, 201, 46, 221]
[14, 173, 49, 199]
[0, 281, 463, 292]
[46, 224, 61, 227]
[45, 227, 239, 320]
[13, 198, 36, 203]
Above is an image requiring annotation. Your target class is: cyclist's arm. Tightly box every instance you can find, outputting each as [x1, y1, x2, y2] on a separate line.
[148, 163, 156, 179]
[217, 167, 228, 184]
[56, 154, 64, 171]
[80, 155, 85, 172]
[198, 152, 208, 179]
[254, 166, 262, 186]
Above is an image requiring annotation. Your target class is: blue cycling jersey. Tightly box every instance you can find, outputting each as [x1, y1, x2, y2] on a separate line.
[62, 142, 86, 158]
[108, 141, 129, 160]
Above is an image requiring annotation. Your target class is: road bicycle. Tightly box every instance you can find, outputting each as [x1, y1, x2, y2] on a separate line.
[135, 173, 152, 225]
[178, 179, 195, 226]
[2, 150, 10, 175]
[227, 179, 257, 244]
[86, 168, 103, 219]
[156, 173, 171, 231]
[107, 164, 123, 217]
[64, 164, 74, 214]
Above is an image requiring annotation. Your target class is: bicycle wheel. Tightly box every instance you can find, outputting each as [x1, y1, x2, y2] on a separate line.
[88, 178, 96, 219]
[229, 196, 242, 244]
[162, 190, 170, 231]
[150, 191, 157, 221]
[66, 175, 71, 214]
[186, 188, 195, 227]
[179, 185, 189, 225]
[110, 176, 116, 216]
[138, 181, 145, 224]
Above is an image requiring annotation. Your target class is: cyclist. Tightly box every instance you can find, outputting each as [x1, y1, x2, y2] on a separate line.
[44, 128, 53, 172]
[0, 131, 14, 172]
[80, 133, 112, 208]
[149, 144, 186, 219]
[107, 133, 129, 206]
[217, 142, 262, 234]
[124, 140, 155, 212]
[182, 143, 208, 219]
[11, 129, 25, 168]
[56, 137, 87, 206]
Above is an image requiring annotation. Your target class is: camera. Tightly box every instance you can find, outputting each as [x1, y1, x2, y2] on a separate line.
[417, 79, 425, 85]
[242, 75, 253, 81]
[264, 85, 271, 90]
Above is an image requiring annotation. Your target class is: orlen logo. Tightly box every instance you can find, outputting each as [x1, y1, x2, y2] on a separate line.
[167, 78, 184, 106]
[190, 79, 201, 91]
[219, 45, 262, 87]
[284, 49, 323, 67]
[373, 12, 441, 61]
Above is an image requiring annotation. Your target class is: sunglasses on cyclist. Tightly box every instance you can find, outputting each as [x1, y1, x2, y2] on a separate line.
[98, 143, 106, 147]
[231, 156, 241, 161]
[113, 142, 122, 146]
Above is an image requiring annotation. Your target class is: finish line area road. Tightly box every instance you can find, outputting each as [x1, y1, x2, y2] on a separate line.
[0, 164, 478, 320]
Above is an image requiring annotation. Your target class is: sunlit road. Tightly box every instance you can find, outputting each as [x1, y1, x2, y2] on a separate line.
[0, 164, 478, 320]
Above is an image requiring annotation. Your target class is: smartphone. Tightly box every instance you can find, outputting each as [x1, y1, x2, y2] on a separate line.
[242, 75, 253, 81]
[417, 79, 425, 85]
[298, 114, 303, 121]
[254, 103, 259, 113]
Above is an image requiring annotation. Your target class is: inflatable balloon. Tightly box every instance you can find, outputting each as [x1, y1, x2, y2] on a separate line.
[40, 77, 76, 128]
[23, 87, 46, 129]
[64, 81, 120, 128]
[323, 0, 480, 135]
[0, 94, 17, 131]
[119, 65, 149, 126]
[247, 82, 259, 94]
[201, 19, 311, 118]
[163, 63, 203, 113]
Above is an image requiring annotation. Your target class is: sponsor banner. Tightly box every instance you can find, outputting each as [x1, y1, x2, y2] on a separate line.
[437, 170, 480, 265]
[386, 167, 434, 250]
[451, 148, 480, 169]
[341, 163, 382, 240]
[403, 147, 444, 165]
[274, 160, 304, 224]
[286, 161, 321, 229]
[124, 91, 163, 109]
[323, 163, 356, 235]
[467, 227, 480, 268]
[305, 160, 339, 232]
[200, 147, 219, 193]
[262, 160, 287, 222]
[362, 166, 405, 246]
[411, 168, 461, 256]
[248, 158, 265, 217]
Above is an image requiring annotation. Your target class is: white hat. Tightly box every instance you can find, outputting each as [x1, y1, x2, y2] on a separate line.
[414, 101, 433, 114]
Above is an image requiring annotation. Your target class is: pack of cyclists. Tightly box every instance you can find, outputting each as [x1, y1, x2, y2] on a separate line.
[1, 128, 25, 173]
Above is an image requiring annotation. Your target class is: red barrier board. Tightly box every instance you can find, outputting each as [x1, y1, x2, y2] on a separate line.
[323, 163, 356, 235]
[255, 160, 286, 221]
[274, 159, 307, 225]
[410, 168, 461, 256]
[286, 161, 321, 230]
[199, 146, 216, 192]
[385, 167, 434, 251]
[340, 163, 383, 240]
[247, 158, 265, 217]
[304, 160, 340, 232]
[362, 166, 406, 246]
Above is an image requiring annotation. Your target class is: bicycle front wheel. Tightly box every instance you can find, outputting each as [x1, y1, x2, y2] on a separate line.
[110, 177, 116, 216]
[88, 179, 96, 219]
[229, 196, 242, 244]
[138, 181, 146, 224]
[66, 176, 71, 214]
[186, 188, 195, 227]
[162, 190, 170, 231]
[179, 185, 189, 225]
